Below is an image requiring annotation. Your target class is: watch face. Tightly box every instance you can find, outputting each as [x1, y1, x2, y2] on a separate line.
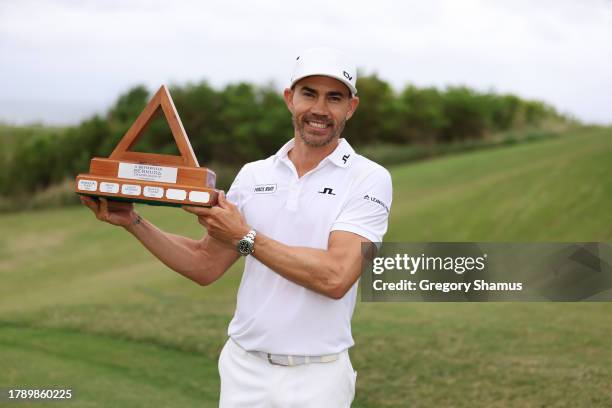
[238, 240, 252, 255]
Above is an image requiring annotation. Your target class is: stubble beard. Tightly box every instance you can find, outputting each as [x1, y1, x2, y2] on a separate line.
[293, 115, 346, 147]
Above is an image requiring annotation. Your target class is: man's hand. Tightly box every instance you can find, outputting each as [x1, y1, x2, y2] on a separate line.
[182, 191, 250, 247]
[80, 196, 137, 228]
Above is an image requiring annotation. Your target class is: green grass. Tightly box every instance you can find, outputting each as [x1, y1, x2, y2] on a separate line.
[386, 126, 612, 241]
[1, 324, 219, 407]
[1, 127, 611, 407]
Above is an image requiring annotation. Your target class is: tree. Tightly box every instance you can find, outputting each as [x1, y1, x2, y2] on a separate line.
[344, 73, 398, 146]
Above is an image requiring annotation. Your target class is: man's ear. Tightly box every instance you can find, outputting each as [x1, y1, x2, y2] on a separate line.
[283, 88, 295, 114]
[345, 96, 360, 121]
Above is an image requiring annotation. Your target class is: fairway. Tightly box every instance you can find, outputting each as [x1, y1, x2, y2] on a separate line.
[1, 127, 611, 407]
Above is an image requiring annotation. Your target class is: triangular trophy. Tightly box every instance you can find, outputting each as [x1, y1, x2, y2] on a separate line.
[75, 85, 218, 207]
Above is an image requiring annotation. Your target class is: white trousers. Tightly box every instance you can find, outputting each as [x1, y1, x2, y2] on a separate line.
[218, 338, 357, 408]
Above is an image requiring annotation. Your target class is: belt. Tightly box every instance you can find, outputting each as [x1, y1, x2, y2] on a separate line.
[232, 339, 340, 367]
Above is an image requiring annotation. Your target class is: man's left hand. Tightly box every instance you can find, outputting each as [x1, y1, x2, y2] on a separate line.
[183, 191, 250, 247]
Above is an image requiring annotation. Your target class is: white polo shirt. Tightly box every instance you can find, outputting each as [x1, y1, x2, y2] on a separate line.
[226, 137, 392, 355]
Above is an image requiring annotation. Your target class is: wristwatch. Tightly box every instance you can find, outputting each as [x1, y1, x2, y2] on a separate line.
[237, 229, 257, 256]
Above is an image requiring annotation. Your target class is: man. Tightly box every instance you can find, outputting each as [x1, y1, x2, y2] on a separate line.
[81, 47, 392, 407]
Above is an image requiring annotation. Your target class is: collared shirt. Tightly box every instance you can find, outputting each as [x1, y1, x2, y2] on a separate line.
[226, 137, 393, 355]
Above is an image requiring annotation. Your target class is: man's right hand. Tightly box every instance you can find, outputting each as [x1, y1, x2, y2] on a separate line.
[80, 196, 137, 228]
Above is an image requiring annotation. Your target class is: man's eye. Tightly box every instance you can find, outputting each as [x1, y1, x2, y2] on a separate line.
[329, 97, 341, 102]
[304, 92, 314, 98]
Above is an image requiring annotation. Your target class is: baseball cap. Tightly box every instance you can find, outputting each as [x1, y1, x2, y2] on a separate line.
[290, 47, 357, 96]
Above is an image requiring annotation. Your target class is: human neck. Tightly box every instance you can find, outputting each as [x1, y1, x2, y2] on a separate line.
[288, 135, 340, 178]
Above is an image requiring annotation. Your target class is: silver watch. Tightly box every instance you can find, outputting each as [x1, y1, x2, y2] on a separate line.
[237, 229, 256, 256]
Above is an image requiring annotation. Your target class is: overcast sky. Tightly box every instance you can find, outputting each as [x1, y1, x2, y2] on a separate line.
[1, 0, 611, 125]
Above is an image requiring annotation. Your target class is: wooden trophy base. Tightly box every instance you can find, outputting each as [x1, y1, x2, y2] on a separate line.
[76, 158, 218, 207]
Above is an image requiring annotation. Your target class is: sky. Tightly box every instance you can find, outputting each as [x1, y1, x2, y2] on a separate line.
[1, 0, 611, 125]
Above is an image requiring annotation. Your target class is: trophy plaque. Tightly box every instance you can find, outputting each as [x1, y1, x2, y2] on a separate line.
[75, 85, 218, 207]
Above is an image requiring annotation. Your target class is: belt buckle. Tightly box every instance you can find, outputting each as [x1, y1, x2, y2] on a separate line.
[267, 353, 289, 366]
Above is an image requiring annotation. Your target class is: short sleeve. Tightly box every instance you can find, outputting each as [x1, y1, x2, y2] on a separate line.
[331, 167, 393, 244]
[225, 164, 249, 211]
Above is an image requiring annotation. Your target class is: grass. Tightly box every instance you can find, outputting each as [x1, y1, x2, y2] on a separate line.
[386, 126, 612, 241]
[0, 127, 611, 407]
[1, 324, 219, 407]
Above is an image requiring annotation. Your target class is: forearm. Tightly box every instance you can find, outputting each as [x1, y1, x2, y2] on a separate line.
[252, 233, 358, 299]
[124, 214, 207, 284]
[183, 192, 365, 296]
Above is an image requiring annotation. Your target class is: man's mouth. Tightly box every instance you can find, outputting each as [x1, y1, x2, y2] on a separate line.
[305, 119, 331, 129]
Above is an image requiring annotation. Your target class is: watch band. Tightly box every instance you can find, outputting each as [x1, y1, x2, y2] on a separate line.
[244, 230, 256, 242]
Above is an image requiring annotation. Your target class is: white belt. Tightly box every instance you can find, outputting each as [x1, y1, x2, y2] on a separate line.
[232, 339, 340, 367]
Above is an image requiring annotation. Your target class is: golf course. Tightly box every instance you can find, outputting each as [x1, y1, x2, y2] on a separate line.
[1, 127, 611, 407]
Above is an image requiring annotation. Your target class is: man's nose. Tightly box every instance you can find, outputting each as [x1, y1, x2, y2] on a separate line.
[310, 97, 329, 116]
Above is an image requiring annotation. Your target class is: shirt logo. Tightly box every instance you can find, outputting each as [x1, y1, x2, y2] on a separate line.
[342, 154, 350, 164]
[254, 184, 277, 194]
[318, 187, 336, 195]
[363, 194, 389, 213]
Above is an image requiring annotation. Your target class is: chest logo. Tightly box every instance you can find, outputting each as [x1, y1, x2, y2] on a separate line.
[254, 184, 277, 194]
[318, 187, 336, 195]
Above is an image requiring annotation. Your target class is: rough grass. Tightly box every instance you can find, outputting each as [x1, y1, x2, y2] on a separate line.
[0, 127, 611, 407]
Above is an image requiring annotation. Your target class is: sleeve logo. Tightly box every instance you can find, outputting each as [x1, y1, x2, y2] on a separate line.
[363, 194, 389, 213]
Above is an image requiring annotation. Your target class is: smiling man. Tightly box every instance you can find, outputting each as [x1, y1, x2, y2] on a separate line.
[81, 47, 392, 407]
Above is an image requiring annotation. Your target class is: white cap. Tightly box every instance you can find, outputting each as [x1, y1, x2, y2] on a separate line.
[290, 47, 357, 96]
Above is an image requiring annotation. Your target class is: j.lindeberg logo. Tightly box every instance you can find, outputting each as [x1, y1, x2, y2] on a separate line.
[318, 187, 336, 195]
[254, 184, 277, 194]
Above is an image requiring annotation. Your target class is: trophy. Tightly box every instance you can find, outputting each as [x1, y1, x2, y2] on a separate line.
[75, 85, 218, 207]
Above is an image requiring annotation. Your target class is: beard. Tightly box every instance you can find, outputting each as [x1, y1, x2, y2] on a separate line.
[293, 114, 346, 147]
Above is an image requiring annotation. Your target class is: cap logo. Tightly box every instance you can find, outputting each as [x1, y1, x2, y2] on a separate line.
[343, 71, 353, 81]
